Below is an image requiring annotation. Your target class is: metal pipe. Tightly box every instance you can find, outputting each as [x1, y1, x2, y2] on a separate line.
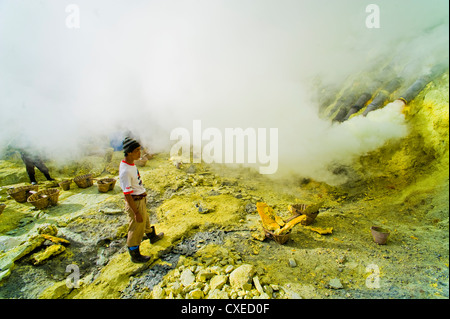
[337, 92, 372, 122]
[326, 90, 359, 119]
[397, 63, 448, 104]
[362, 77, 403, 116]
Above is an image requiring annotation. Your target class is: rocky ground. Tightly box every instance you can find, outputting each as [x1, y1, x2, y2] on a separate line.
[0, 151, 448, 300]
[0, 73, 448, 300]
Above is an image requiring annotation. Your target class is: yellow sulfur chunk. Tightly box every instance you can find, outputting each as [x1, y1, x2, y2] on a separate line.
[309, 227, 333, 235]
[275, 216, 285, 227]
[32, 244, 66, 265]
[275, 215, 306, 235]
[41, 234, 70, 245]
[256, 202, 280, 231]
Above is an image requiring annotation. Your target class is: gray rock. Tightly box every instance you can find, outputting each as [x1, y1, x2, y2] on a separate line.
[329, 278, 343, 289]
[288, 258, 297, 268]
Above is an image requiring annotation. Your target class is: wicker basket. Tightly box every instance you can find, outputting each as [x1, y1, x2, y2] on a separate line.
[59, 179, 72, 191]
[7, 185, 39, 203]
[40, 188, 60, 205]
[27, 188, 60, 209]
[288, 202, 323, 226]
[27, 192, 50, 209]
[97, 178, 116, 193]
[0, 203, 6, 215]
[263, 228, 290, 245]
[74, 174, 93, 188]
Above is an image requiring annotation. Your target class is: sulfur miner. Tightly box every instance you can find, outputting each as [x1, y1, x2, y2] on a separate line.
[119, 136, 164, 263]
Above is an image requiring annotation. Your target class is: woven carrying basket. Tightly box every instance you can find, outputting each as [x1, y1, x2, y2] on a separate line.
[40, 188, 60, 205]
[7, 185, 39, 203]
[27, 192, 50, 209]
[59, 179, 72, 191]
[74, 174, 93, 188]
[0, 203, 6, 215]
[263, 228, 290, 245]
[289, 202, 322, 226]
[27, 188, 60, 209]
[97, 178, 116, 193]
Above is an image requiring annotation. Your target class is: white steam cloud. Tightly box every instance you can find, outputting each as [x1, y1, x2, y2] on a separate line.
[0, 0, 448, 184]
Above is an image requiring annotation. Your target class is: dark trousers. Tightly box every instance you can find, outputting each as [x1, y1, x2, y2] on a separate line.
[20, 152, 52, 183]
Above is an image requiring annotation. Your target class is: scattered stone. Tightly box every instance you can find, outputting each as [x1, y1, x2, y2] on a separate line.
[210, 275, 228, 291]
[270, 284, 280, 291]
[152, 284, 166, 299]
[253, 276, 264, 295]
[180, 269, 196, 287]
[242, 283, 253, 291]
[283, 286, 302, 299]
[229, 264, 256, 289]
[329, 278, 344, 289]
[196, 269, 215, 282]
[187, 288, 204, 299]
[288, 258, 297, 268]
[254, 292, 271, 299]
[207, 289, 229, 299]
[225, 265, 234, 274]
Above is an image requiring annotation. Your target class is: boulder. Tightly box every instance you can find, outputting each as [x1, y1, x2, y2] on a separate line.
[229, 264, 255, 289]
[180, 269, 196, 287]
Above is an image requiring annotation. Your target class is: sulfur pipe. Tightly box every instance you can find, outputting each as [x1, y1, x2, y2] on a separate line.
[362, 77, 403, 116]
[397, 63, 448, 105]
[336, 92, 372, 122]
[326, 91, 359, 119]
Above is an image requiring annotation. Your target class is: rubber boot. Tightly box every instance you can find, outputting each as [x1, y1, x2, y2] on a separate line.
[128, 247, 151, 263]
[145, 226, 164, 244]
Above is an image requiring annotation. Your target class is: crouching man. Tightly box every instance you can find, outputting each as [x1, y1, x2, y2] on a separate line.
[119, 137, 164, 263]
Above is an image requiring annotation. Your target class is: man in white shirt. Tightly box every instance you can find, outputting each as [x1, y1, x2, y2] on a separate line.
[119, 137, 164, 263]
